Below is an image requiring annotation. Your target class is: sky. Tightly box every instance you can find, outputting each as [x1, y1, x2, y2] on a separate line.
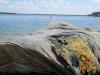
[0, 0, 100, 15]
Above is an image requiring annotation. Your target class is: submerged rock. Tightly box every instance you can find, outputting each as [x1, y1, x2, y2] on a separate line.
[0, 21, 100, 75]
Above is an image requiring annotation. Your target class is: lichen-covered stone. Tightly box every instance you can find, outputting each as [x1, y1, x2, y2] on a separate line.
[49, 34, 100, 75]
[0, 21, 100, 75]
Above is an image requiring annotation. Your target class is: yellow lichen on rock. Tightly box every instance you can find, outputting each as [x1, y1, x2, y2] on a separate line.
[73, 37, 96, 73]
[50, 35, 99, 74]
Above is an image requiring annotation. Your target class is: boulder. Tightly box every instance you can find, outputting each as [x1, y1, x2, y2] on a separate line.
[0, 21, 100, 75]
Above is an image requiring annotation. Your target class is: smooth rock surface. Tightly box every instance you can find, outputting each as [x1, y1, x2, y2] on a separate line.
[0, 21, 100, 75]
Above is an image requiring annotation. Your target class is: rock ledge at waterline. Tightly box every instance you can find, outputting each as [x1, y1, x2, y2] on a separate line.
[0, 21, 100, 75]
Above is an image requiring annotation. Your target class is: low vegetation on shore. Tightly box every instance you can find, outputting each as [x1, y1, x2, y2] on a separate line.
[89, 12, 100, 17]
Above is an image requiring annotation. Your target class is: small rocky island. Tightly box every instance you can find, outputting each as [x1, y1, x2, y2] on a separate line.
[0, 21, 100, 75]
[89, 12, 100, 17]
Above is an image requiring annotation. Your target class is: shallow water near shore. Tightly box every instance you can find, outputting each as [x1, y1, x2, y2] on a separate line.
[0, 14, 100, 39]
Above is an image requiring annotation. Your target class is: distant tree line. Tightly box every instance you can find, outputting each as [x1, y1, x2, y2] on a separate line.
[89, 12, 100, 17]
[0, 12, 16, 14]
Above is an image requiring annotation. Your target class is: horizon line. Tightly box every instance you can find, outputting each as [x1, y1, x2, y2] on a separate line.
[0, 12, 89, 16]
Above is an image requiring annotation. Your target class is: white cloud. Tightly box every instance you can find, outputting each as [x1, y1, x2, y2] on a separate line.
[92, 0, 100, 3]
[0, 0, 8, 4]
[0, 0, 99, 14]
[93, 0, 100, 2]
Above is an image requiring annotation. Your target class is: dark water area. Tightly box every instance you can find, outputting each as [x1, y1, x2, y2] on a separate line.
[0, 14, 100, 38]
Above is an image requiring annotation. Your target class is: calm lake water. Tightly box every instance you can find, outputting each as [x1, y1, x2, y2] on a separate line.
[0, 15, 100, 38]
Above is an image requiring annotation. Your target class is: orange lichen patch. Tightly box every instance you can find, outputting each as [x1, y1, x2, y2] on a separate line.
[73, 38, 96, 73]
